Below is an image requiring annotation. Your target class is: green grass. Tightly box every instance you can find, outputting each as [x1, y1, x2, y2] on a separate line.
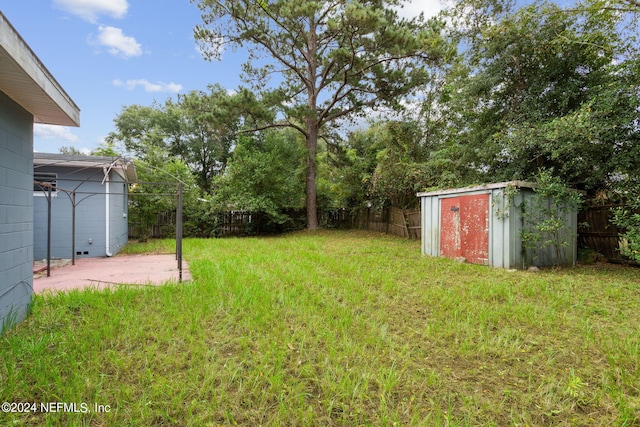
[1, 230, 639, 426]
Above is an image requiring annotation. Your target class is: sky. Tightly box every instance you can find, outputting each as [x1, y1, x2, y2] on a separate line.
[2, 0, 444, 154]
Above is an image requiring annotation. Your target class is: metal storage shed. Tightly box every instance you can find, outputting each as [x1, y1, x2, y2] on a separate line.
[417, 181, 578, 269]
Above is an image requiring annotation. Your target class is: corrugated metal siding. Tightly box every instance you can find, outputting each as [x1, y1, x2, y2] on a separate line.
[0, 91, 33, 332]
[517, 194, 578, 267]
[481, 187, 533, 269]
[489, 187, 508, 268]
[421, 195, 440, 257]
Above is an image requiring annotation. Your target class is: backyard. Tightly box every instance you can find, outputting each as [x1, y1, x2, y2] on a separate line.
[0, 230, 639, 426]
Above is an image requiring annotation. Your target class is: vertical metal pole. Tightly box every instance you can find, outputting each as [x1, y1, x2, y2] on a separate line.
[71, 192, 76, 266]
[176, 182, 183, 282]
[47, 185, 51, 277]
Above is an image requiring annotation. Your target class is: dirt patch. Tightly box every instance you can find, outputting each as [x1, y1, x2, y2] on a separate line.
[33, 259, 72, 278]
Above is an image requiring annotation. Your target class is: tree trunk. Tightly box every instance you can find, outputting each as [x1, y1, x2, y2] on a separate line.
[305, 120, 318, 230]
[305, 18, 319, 231]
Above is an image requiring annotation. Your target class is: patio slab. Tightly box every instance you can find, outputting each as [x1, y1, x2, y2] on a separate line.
[33, 254, 191, 294]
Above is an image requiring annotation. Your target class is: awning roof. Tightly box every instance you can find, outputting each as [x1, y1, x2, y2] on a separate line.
[34, 153, 138, 183]
[0, 12, 80, 126]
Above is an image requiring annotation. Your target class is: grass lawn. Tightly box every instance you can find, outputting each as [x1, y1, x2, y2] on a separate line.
[1, 230, 639, 426]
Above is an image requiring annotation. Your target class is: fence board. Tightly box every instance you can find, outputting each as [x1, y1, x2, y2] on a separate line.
[389, 207, 408, 238]
[405, 209, 421, 240]
[578, 204, 622, 259]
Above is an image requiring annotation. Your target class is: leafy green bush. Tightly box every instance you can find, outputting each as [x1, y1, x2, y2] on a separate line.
[612, 207, 640, 262]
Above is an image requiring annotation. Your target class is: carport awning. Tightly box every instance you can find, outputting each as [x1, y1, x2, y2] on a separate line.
[34, 153, 138, 184]
[0, 12, 80, 126]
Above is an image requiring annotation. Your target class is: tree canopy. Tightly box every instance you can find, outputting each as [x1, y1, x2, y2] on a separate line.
[106, 85, 260, 194]
[431, 0, 640, 194]
[212, 128, 306, 225]
[191, 0, 451, 229]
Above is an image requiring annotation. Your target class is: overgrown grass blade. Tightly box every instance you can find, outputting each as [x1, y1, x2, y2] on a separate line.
[1, 230, 639, 425]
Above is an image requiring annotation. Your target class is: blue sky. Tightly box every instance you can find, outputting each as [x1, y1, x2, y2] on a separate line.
[2, 0, 442, 154]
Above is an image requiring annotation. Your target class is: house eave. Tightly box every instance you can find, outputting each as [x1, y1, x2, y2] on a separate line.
[0, 12, 80, 127]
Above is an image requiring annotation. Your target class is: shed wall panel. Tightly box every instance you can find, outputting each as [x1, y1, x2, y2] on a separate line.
[489, 188, 506, 268]
[421, 195, 440, 257]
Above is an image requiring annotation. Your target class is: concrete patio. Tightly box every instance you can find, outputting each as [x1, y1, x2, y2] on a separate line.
[33, 254, 191, 294]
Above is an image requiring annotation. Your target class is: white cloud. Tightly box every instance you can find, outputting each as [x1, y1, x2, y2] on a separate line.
[34, 124, 80, 143]
[54, 0, 129, 23]
[395, 0, 445, 20]
[95, 26, 142, 58]
[113, 79, 183, 93]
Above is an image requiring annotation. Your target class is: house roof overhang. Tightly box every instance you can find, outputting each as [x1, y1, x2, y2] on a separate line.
[0, 12, 80, 127]
[34, 153, 138, 184]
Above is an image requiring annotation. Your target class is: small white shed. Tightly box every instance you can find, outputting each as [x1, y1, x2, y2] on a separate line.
[417, 181, 578, 269]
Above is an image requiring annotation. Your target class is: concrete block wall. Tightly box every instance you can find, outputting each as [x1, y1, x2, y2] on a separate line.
[0, 91, 34, 332]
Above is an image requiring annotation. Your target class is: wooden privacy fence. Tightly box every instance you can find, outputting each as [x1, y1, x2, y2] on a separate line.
[129, 211, 176, 239]
[129, 210, 290, 238]
[130, 207, 422, 239]
[217, 211, 254, 236]
[578, 204, 623, 259]
[332, 207, 421, 240]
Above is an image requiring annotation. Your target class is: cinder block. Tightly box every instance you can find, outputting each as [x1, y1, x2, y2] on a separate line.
[13, 247, 28, 267]
[0, 206, 7, 224]
[0, 252, 13, 272]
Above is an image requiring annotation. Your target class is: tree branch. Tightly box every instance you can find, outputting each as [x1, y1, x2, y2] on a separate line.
[238, 121, 308, 137]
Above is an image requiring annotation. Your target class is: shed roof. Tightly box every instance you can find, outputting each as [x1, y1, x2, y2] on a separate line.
[417, 181, 537, 198]
[0, 12, 80, 126]
[34, 152, 138, 183]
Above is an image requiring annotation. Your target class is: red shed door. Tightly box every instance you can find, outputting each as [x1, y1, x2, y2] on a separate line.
[440, 194, 490, 265]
